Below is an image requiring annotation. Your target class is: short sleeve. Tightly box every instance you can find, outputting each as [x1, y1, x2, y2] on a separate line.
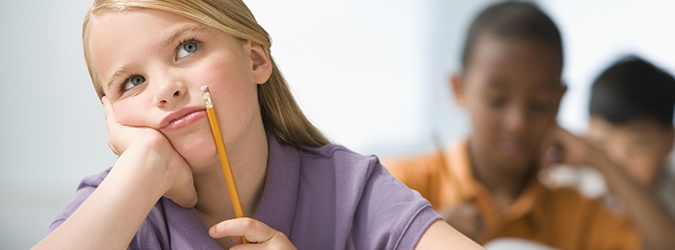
[352, 158, 442, 250]
[48, 170, 107, 233]
[47, 168, 169, 250]
[383, 154, 444, 208]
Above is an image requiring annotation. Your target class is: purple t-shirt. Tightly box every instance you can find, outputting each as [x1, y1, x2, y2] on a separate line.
[49, 133, 441, 249]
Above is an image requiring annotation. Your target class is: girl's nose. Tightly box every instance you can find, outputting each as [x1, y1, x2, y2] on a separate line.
[154, 78, 188, 108]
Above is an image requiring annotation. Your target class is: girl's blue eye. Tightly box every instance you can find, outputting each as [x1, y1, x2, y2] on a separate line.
[177, 41, 200, 59]
[123, 75, 146, 91]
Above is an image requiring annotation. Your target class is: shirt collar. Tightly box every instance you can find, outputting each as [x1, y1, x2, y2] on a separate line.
[253, 133, 301, 238]
[446, 139, 547, 232]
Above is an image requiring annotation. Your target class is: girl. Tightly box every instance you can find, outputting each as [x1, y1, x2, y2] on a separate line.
[33, 0, 482, 249]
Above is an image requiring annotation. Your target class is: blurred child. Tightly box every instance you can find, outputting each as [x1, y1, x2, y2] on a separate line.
[589, 56, 675, 202]
[585, 56, 675, 248]
[386, 2, 643, 249]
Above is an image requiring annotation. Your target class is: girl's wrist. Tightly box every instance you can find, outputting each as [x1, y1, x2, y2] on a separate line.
[115, 141, 177, 198]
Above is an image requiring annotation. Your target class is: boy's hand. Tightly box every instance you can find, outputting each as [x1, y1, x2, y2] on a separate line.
[102, 96, 197, 208]
[540, 125, 597, 168]
[437, 202, 485, 241]
[209, 217, 297, 250]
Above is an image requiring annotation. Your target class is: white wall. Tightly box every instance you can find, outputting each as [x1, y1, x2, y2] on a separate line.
[539, 0, 675, 133]
[2, 0, 674, 249]
[244, 0, 501, 156]
[0, 1, 113, 249]
[244, 0, 435, 156]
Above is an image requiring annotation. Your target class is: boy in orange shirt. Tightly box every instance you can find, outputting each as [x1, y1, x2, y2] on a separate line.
[385, 2, 672, 249]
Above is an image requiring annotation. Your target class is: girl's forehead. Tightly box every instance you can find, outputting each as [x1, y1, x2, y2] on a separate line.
[90, 8, 197, 34]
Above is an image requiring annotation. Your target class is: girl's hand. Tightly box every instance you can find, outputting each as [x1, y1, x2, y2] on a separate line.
[102, 96, 197, 208]
[209, 218, 297, 250]
[102, 96, 166, 156]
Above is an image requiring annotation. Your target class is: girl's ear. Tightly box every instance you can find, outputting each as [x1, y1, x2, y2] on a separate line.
[450, 73, 466, 107]
[246, 40, 272, 84]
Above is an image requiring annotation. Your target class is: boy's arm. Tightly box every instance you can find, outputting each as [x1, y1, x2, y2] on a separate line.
[545, 126, 675, 250]
[590, 152, 675, 250]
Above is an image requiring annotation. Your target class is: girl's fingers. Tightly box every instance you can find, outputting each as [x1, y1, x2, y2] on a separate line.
[209, 218, 277, 243]
[102, 95, 143, 155]
[101, 96, 115, 123]
[102, 96, 121, 155]
[107, 140, 119, 155]
[101, 96, 122, 135]
[230, 236, 244, 245]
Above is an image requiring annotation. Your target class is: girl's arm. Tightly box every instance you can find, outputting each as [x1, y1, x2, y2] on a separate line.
[415, 220, 485, 250]
[33, 97, 196, 250]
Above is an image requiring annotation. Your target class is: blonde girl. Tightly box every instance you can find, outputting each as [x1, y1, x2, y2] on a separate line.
[33, 0, 481, 249]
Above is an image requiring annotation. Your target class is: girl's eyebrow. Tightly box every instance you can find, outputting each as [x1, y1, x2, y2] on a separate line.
[160, 24, 208, 49]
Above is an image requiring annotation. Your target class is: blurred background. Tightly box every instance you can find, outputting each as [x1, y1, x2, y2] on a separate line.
[1, 0, 674, 248]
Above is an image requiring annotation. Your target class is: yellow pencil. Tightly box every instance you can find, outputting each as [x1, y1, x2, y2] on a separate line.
[201, 85, 249, 244]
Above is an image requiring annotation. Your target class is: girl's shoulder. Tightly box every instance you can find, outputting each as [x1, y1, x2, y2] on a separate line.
[298, 142, 375, 161]
[295, 143, 384, 184]
[276, 142, 441, 249]
[297, 143, 369, 161]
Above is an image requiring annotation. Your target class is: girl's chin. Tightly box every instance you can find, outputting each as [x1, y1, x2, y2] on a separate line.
[171, 138, 219, 171]
[182, 150, 219, 170]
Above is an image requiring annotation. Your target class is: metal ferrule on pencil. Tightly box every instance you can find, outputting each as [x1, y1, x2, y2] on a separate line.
[202, 92, 213, 109]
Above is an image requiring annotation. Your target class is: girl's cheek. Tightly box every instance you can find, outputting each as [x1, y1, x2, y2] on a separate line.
[113, 102, 154, 127]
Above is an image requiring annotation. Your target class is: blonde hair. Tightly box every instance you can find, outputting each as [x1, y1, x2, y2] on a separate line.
[83, 0, 329, 147]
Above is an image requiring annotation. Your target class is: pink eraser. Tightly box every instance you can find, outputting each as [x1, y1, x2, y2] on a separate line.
[201, 85, 210, 93]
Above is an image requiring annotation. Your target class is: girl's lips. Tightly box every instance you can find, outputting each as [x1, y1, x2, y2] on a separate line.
[160, 109, 207, 132]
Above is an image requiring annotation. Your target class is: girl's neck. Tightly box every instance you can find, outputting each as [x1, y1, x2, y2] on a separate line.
[192, 116, 269, 226]
[467, 138, 536, 209]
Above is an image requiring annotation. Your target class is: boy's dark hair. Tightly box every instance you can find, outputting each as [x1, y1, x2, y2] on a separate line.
[590, 56, 675, 127]
[461, 1, 563, 70]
